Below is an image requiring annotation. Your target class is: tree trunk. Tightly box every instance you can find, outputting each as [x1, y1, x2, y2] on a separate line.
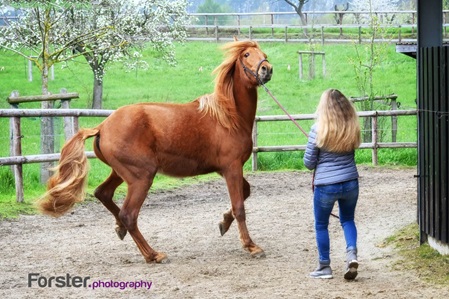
[92, 68, 103, 109]
[40, 60, 54, 184]
[295, 4, 308, 36]
[298, 12, 307, 26]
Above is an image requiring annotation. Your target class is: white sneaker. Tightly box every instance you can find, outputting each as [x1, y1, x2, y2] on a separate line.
[309, 265, 333, 279]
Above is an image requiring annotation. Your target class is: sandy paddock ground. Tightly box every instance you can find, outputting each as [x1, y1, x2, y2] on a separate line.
[1, 167, 448, 298]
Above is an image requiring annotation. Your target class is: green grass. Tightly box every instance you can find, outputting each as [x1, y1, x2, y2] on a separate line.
[0, 41, 417, 218]
[384, 223, 449, 286]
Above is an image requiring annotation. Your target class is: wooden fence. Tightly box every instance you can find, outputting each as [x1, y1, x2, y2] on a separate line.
[7, 90, 80, 184]
[1, 109, 112, 203]
[251, 109, 417, 170]
[186, 10, 449, 43]
[186, 23, 424, 44]
[0, 108, 417, 202]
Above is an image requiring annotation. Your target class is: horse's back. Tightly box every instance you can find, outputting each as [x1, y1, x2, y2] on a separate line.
[95, 101, 235, 177]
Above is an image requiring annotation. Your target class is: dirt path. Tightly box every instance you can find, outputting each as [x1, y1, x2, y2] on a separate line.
[1, 167, 448, 298]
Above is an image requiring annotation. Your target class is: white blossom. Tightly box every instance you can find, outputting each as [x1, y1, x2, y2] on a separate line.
[0, 0, 189, 106]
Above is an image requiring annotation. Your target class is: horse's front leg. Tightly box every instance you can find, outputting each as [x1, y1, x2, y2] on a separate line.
[219, 178, 250, 236]
[222, 165, 265, 258]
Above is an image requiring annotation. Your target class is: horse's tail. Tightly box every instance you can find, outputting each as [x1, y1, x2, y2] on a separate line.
[37, 128, 99, 217]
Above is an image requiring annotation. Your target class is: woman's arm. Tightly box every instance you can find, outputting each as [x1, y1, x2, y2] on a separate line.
[303, 126, 319, 170]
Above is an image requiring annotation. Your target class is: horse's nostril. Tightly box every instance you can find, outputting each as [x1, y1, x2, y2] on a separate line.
[261, 66, 267, 71]
[270, 67, 273, 74]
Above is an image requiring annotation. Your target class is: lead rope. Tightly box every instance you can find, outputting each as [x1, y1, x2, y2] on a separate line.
[259, 82, 309, 137]
[259, 82, 340, 219]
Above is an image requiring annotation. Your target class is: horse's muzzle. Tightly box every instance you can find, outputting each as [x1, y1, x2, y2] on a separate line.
[259, 65, 273, 84]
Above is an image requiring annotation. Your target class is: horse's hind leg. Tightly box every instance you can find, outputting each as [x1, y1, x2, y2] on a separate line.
[94, 170, 127, 240]
[219, 177, 250, 236]
[119, 177, 168, 263]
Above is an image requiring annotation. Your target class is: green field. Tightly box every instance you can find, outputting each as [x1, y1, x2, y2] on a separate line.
[0, 41, 417, 217]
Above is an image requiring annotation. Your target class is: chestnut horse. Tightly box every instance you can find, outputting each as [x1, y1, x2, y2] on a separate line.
[38, 39, 273, 263]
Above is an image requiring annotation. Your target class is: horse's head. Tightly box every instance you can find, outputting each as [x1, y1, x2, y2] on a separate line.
[217, 39, 273, 87]
[237, 41, 273, 86]
[202, 40, 274, 130]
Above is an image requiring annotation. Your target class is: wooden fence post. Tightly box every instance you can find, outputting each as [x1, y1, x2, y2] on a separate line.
[372, 112, 378, 165]
[298, 52, 304, 79]
[6, 89, 79, 184]
[11, 116, 24, 202]
[9, 91, 19, 162]
[310, 53, 315, 79]
[237, 15, 241, 35]
[358, 26, 362, 44]
[60, 88, 75, 140]
[297, 51, 325, 80]
[321, 26, 325, 46]
[322, 53, 326, 77]
[252, 120, 258, 171]
[391, 96, 398, 142]
[8, 91, 24, 202]
[350, 95, 398, 143]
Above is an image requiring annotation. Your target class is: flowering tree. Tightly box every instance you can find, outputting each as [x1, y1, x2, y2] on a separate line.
[0, 0, 105, 182]
[0, 0, 100, 97]
[350, 0, 399, 12]
[65, 0, 189, 108]
[0, 0, 189, 109]
[350, 0, 399, 24]
[0, 0, 188, 183]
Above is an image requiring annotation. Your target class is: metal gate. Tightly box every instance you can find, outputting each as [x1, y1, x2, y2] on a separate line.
[417, 46, 449, 244]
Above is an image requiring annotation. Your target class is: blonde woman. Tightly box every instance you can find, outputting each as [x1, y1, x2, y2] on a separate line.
[304, 89, 361, 280]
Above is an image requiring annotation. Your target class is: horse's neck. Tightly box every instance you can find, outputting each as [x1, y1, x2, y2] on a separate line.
[233, 74, 258, 132]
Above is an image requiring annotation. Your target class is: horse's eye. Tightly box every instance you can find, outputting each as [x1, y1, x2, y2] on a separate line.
[244, 52, 250, 58]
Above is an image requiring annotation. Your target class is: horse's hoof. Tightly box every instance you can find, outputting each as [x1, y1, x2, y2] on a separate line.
[218, 222, 227, 236]
[250, 249, 266, 259]
[145, 252, 169, 264]
[155, 252, 169, 264]
[115, 226, 127, 240]
[158, 257, 170, 264]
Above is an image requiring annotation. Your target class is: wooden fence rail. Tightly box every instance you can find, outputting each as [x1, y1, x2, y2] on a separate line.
[184, 23, 449, 44]
[7, 90, 81, 185]
[185, 23, 423, 44]
[251, 109, 417, 170]
[0, 108, 417, 202]
[186, 10, 449, 43]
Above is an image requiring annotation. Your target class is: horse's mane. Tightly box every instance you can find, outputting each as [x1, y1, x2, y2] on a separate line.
[198, 40, 261, 130]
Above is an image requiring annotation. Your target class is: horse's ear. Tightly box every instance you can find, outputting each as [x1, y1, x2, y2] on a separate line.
[233, 36, 238, 42]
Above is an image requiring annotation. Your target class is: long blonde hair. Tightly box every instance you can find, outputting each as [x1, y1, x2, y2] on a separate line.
[315, 89, 361, 153]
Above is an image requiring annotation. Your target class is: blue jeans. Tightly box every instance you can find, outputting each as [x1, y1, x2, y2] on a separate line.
[313, 179, 359, 264]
